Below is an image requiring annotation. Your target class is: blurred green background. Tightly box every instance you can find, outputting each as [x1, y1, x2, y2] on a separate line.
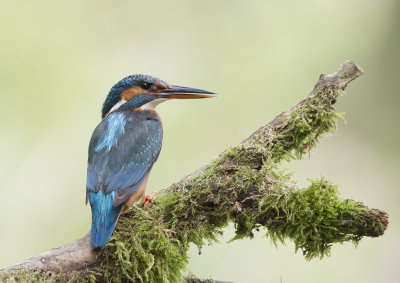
[0, 0, 399, 282]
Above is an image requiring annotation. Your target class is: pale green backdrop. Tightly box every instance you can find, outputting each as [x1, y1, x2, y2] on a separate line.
[0, 1, 399, 282]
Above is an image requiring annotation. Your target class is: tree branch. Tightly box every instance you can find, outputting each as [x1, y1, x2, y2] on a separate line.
[0, 60, 388, 282]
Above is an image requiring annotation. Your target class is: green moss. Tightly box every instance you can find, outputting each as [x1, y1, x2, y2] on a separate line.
[98, 206, 188, 283]
[264, 178, 363, 260]
[0, 269, 41, 282]
[87, 273, 96, 283]
[220, 167, 370, 260]
[247, 87, 345, 163]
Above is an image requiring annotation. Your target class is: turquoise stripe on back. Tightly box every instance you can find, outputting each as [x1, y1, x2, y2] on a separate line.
[95, 112, 126, 152]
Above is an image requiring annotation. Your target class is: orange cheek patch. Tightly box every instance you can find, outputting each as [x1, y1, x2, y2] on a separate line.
[120, 86, 145, 100]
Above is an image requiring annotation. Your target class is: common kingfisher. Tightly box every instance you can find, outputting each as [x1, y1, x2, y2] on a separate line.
[86, 74, 215, 248]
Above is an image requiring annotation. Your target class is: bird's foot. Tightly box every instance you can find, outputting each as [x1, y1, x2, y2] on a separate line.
[143, 192, 156, 209]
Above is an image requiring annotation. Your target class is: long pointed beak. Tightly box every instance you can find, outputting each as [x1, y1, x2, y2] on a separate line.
[156, 85, 216, 99]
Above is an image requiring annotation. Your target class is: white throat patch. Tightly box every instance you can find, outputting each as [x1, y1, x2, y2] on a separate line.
[106, 99, 127, 117]
[140, 98, 168, 110]
[106, 98, 168, 117]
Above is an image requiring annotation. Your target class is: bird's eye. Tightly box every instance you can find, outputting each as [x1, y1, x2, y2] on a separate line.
[141, 82, 152, 90]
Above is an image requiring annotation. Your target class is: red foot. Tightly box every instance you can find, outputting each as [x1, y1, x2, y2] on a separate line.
[143, 192, 156, 209]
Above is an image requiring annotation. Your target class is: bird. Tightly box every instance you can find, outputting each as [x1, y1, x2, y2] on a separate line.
[86, 74, 215, 248]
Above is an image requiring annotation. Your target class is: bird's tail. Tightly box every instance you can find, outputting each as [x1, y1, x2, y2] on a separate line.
[89, 189, 122, 248]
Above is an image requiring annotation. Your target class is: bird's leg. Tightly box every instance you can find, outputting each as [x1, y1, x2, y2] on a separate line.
[143, 192, 156, 209]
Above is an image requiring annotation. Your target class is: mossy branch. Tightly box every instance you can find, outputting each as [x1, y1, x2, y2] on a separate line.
[0, 60, 388, 282]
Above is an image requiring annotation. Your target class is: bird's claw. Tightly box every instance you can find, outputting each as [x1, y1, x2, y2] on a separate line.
[143, 192, 156, 209]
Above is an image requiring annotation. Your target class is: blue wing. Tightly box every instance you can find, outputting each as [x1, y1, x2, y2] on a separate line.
[86, 109, 162, 247]
[87, 110, 163, 205]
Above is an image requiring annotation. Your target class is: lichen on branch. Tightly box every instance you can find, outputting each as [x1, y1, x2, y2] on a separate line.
[0, 60, 388, 283]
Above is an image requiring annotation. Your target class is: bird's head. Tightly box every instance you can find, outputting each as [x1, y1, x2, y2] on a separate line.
[102, 74, 215, 118]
